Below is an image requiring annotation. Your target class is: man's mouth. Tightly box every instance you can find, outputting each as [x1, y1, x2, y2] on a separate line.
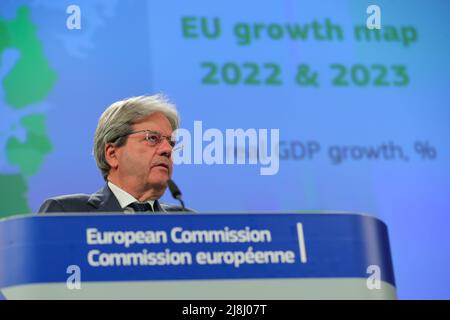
[153, 163, 169, 170]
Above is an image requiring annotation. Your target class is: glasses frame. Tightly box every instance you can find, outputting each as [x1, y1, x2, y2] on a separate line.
[114, 130, 177, 148]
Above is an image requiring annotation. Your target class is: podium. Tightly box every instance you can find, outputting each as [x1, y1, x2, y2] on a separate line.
[0, 212, 396, 299]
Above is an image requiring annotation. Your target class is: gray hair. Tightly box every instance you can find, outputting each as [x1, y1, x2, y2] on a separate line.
[93, 94, 180, 180]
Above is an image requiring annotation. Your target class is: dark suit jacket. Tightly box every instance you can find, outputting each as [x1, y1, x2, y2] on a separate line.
[38, 184, 193, 214]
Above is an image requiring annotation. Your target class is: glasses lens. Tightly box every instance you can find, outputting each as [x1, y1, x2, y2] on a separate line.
[172, 144, 183, 152]
[169, 139, 177, 147]
[147, 132, 161, 144]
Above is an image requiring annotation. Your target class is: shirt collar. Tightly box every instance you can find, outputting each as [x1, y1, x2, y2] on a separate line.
[107, 181, 155, 209]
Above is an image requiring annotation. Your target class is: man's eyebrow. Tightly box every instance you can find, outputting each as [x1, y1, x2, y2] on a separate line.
[148, 129, 172, 134]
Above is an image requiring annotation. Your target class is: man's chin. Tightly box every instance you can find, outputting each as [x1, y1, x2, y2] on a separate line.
[146, 175, 169, 190]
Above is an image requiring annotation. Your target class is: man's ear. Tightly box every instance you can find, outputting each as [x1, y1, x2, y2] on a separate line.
[105, 143, 119, 169]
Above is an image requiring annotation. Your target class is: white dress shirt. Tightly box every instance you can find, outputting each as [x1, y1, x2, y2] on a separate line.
[108, 181, 158, 213]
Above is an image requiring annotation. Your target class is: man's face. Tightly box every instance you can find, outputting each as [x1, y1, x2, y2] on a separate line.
[111, 112, 174, 194]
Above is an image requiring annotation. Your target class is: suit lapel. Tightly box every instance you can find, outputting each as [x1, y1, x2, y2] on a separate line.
[87, 184, 170, 213]
[153, 200, 166, 213]
[87, 184, 123, 213]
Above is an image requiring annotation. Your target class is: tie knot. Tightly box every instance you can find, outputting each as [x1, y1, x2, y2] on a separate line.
[129, 202, 153, 212]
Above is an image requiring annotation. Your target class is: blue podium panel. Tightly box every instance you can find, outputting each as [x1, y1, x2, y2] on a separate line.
[0, 213, 396, 299]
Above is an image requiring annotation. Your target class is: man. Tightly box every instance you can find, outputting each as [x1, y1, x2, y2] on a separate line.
[39, 94, 191, 214]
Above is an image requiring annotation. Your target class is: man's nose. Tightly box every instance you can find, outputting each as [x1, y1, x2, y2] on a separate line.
[157, 138, 172, 158]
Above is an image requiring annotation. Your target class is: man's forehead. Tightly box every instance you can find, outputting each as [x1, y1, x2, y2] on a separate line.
[132, 112, 173, 133]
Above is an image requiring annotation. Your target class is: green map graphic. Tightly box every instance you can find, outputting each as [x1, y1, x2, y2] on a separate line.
[0, 6, 57, 218]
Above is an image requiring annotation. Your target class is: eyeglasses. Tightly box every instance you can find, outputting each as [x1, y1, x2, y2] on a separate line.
[114, 130, 178, 149]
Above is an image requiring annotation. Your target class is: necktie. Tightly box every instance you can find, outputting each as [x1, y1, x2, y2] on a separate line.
[129, 202, 153, 213]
